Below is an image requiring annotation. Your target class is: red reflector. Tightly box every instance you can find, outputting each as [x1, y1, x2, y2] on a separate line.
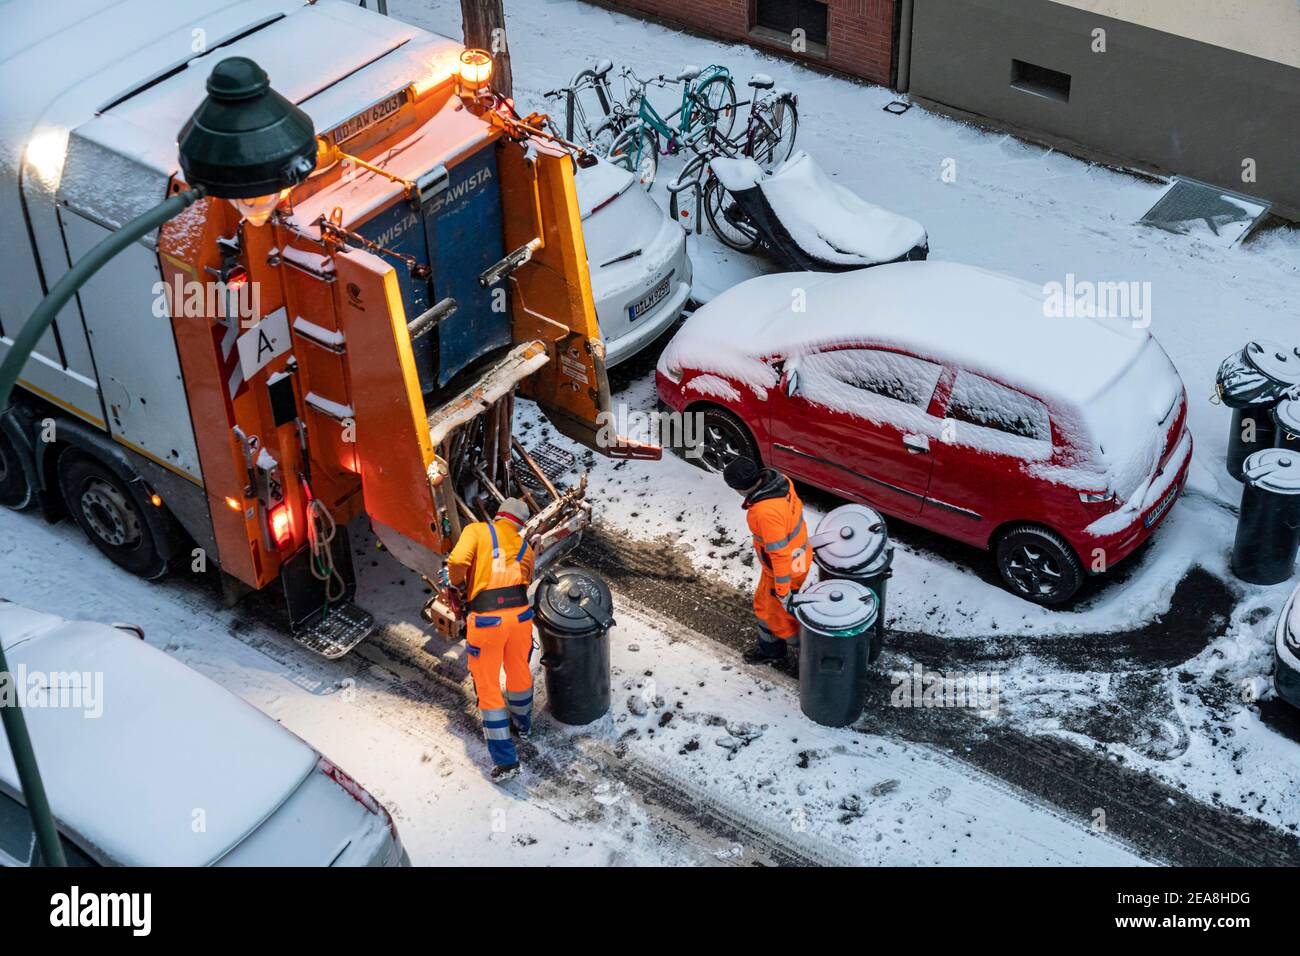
[268, 502, 292, 549]
[225, 266, 249, 289]
[317, 756, 383, 816]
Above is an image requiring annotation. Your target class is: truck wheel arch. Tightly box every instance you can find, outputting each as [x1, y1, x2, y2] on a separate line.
[34, 415, 187, 568]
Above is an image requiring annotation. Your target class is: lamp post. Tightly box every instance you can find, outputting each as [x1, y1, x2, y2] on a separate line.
[0, 56, 316, 866]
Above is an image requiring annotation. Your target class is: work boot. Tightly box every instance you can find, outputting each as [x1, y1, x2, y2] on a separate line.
[743, 640, 788, 667]
[490, 762, 521, 784]
[510, 721, 531, 740]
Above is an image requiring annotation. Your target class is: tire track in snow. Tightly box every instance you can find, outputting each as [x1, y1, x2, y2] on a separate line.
[573, 522, 1300, 866]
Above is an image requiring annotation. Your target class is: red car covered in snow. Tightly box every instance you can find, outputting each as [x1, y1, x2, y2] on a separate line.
[656, 262, 1192, 604]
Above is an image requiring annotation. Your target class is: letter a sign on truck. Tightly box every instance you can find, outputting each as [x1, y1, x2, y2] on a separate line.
[236, 307, 292, 379]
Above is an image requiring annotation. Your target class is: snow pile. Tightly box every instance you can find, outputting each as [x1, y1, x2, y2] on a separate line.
[711, 151, 927, 265]
[792, 347, 944, 437]
[761, 151, 927, 265]
[1084, 429, 1191, 536]
[683, 373, 743, 402]
[660, 261, 1151, 404]
[575, 158, 635, 219]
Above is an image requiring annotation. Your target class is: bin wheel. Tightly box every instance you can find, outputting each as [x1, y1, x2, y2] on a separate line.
[994, 524, 1082, 606]
[57, 450, 167, 580]
[0, 429, 32, 510]
[692, 406, 759, 474]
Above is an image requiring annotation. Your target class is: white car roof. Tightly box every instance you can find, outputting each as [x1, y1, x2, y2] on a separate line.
[0, 603, 317, 866]
[658, 261, 1151, 406]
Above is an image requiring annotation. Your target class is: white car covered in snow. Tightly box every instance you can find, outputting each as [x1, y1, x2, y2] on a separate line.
[0, 602, 408, 866]
[576, 158, 692, 366]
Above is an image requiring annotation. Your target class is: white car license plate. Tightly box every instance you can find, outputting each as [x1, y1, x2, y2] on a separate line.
[628, 273, 672, 322]
[1144, 481, 1180, 528]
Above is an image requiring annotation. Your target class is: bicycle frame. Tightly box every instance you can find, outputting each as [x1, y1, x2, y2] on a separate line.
[626, 64, 732, 154]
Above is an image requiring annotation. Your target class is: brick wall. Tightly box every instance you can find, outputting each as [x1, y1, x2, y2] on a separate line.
[599, 0, 898, 87]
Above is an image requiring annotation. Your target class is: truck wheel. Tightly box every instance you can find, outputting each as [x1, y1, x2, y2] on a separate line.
[57, 451, 167, 580]
[0, 429, 33, 510]
[995, 524, 1083, 606]
[692, 406, 758, 474]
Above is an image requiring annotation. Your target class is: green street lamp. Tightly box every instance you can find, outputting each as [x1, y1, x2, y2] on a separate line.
[0, 56, 315, 866]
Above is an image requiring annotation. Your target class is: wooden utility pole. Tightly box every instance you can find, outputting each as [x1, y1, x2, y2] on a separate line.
[460, 0, 513, 98]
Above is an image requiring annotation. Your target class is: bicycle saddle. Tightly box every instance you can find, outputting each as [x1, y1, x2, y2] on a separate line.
[594, 58, 613, 78]
[676, 65, 701, 81]
[748, 73, 775, 90]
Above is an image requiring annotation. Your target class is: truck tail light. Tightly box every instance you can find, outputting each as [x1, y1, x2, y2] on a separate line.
[268, 502, 293, 549]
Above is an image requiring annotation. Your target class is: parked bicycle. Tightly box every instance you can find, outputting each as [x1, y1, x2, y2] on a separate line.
[597, 65, 737, 189]
[727, 73, 799, 170]
[542, 59, 617, 150]
[667, 124, 762, 253]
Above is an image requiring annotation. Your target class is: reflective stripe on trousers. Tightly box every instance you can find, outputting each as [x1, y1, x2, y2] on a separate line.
[467, 606, 534, 767]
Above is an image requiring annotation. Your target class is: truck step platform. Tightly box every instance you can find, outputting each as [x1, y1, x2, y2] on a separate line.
[290, 601, 377, 659]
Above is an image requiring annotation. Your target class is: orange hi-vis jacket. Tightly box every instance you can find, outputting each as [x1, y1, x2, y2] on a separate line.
[447, 517, 536, 603]
[744, 471, 810, 598]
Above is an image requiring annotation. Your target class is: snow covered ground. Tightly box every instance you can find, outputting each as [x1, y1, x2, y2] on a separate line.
[4, 0, 1299, 865]
[391, 0, 1300, 839]
[0, 505, 1143, 865]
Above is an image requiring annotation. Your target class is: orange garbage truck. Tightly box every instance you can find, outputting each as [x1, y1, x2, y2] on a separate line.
[0, 0, 628, 656]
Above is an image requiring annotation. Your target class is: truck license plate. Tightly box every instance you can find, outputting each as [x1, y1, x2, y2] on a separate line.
[628, 273, 672, 322]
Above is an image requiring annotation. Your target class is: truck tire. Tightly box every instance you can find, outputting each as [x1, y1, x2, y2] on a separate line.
[57, 450, 168, 580]
[994, 524, 1083, 606]
[0, 429, 33, 510]
[691, 406, 759, 475]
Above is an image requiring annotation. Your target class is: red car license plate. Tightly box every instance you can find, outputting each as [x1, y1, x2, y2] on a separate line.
[1144, 481, 1181, 528]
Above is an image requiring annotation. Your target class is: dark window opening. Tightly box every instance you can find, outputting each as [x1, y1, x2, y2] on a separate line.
[755, 0, 829, 51]
[1010, 59, 1071, 103]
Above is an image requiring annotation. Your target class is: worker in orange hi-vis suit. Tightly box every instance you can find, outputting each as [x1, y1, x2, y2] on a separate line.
[443, 497, 536, 783]
[723, 457, 810, 667]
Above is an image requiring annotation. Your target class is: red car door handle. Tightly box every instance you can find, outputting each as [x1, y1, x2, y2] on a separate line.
[902, 433, 930, 454]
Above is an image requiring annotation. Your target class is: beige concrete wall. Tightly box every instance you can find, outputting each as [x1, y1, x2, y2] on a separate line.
[1049, 0, 1300, 68]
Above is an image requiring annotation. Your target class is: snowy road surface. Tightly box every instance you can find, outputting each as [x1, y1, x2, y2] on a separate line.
[0, 507, 1141, 865]
[3, 0, 1299, 866]
[389, 0, 1300, 849]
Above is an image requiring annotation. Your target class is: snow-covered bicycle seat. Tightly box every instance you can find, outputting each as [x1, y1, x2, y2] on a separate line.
[676, 65, 701, 82]
[594, 59, 613, 78]
[748, 73, 775, 89]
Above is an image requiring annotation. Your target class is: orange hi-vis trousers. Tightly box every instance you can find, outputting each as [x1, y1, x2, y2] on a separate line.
[466, 606, 534, 767]
[753, 567, 808, 641]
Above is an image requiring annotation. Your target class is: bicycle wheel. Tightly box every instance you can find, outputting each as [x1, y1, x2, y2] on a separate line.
[590, 116, 627, 157]
[608, 123, 659, 189]
[690, 75, 737, 140]
[702, 174, 760, 252]
[751, 96, 799, 170]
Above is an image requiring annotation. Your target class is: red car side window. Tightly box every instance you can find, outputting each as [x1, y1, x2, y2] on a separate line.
[947, 371, 1051, 442]
[798, 348, 943, 415]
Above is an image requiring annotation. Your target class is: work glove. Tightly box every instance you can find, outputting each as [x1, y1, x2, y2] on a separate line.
[437, 567, 451, 591]
[780, 590, 797, 612]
